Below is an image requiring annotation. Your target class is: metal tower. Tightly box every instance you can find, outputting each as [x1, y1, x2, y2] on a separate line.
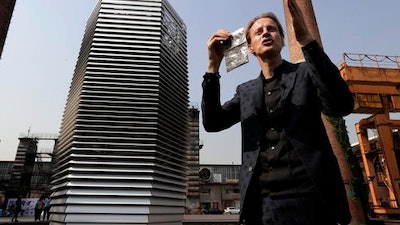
[51, 0, 189, 224]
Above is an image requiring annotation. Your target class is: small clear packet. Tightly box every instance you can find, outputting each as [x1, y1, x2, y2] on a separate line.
[223, 27, 249, 73]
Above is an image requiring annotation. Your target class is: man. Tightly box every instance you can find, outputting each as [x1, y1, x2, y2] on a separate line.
[35, 196, 45, 221]
[11, 196, 22, 222]
[43, 197, 51, 221]
[201, 0, 353, 224]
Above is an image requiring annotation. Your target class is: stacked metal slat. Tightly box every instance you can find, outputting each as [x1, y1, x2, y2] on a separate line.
[185, 108, 200, 213]
[51, 0, 188, 224]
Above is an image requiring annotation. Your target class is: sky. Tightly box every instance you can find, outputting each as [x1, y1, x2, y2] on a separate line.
[1, 0, 400, 164]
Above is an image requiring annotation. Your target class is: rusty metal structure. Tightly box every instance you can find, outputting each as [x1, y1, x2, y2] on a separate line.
[340, 53, 400, 218]
[282, 1, 366, 223]
[0, 0, 16, 59]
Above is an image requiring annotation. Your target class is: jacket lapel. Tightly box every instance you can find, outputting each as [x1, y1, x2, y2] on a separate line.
[251, 62, 297, 113]
[280, 61, 297, 107]
[253, 74, 264, 113]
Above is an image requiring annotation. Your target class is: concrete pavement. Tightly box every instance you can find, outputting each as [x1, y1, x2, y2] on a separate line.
[1, 214, 399, 225]
[0, 214, 239, 225]
[0, 216, 47, 224]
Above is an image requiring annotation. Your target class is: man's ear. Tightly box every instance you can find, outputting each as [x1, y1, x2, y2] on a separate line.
[248, 45, 255, 54]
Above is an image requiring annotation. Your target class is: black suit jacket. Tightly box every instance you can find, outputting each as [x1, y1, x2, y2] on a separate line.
[202, 41, 353, 225]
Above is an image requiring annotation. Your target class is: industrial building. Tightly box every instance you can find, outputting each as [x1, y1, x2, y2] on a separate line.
[0, 128, 242, 217]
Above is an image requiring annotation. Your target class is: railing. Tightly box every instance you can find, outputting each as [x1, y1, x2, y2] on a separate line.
[18, 132, 58, 140]
[342, 53, 400, 69]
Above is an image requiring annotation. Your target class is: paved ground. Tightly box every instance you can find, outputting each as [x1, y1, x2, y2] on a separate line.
[183, 214, 239, 224]
[0, 214, 239, 225]
[1, 215, 399, 225]
[0, 216, 47, 224]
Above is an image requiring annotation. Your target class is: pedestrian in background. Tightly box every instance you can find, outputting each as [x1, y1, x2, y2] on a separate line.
[34, 196, 45, 221]
[11, 196, 22, 223]
[43, 197, 51, 221]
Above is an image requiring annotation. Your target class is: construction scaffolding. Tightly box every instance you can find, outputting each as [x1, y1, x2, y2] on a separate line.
[7, 132, 57, 198]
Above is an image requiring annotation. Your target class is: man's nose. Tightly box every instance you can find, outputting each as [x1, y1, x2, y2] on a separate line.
[262, 28, 271, 36]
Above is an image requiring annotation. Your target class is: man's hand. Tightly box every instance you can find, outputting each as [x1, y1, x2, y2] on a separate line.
[287, 0, 313, 46]
[207, 29, 231, 73]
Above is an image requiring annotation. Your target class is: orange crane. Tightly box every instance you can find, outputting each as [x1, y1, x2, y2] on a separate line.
[340, 53, 400, 218]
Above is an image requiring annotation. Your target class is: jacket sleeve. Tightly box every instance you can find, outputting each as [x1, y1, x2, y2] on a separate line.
[302, 41, 354, 117]
[201, 73, 240, 132]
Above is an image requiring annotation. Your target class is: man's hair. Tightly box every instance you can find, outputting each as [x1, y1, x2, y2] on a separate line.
[245, 12, 285, 44]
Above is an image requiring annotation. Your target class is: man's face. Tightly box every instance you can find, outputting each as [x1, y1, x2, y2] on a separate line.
[247, 17, 284, 58]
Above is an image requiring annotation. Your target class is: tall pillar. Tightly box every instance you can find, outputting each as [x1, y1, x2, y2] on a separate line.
[283, 0, 322, 63]
[0, 0, 16, 58]
[283, 1, 366, 224]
